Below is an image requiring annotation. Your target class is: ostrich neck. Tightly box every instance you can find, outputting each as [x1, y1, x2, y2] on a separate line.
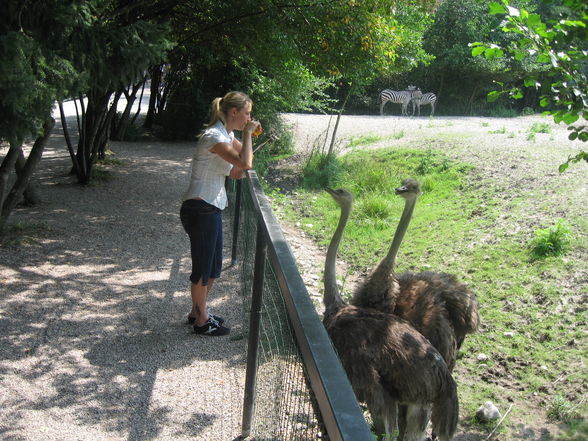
[324, 205, 349, 310]
[377, 197, 416, 273]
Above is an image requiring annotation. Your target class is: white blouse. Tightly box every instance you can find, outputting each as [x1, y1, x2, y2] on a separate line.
[182, 121, 234, 209]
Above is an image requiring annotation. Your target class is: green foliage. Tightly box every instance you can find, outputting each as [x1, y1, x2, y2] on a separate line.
[471, 0, 588, 170]
[529, 122, 552, 134]
[347, 131, 405, 148]
[520, 106, 536, 116]
[348, 134, 385, 148]
[0, 1, 170, 145]
[547, 394, 583, 423]
[302, 153, 342, 190]
[163, 0, 435, 134]
[531, 219, 572, 257]
[357, 194, 394, 220]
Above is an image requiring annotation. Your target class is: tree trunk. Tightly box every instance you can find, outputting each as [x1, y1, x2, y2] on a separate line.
[0, 117, 55, 232]
[131, 77, 147, 125]
[327, 88, 352, 156]
[0, 140, 22, 214]
[15, 150, 41, 205]
[468, 83, 478, 116]
[437, 71, 445, 103]
[144, 64, 163, 129]
[113, 80, 143, 140]
[76, 88, 112, 184]
[59, 101, 82, 179]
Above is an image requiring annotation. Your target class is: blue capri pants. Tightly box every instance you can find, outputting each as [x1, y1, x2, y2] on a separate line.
[180, 199, 223, 286]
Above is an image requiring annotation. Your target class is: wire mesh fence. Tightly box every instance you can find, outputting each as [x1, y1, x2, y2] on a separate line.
[226, 174, 373, 441]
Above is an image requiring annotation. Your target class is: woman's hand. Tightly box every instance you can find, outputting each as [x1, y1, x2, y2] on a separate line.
[244, 120, 262, 136]
[229, 166, 245, 179]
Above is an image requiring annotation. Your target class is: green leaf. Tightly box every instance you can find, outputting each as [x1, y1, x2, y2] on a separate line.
[484, 48, 503, 59]
[472, 46, 486, 57]
[489, 2, 507, 15]
[562, 113, 580, 124]
[540, 97, 550, 107]
[537, 54, 550, 63]
[524, 79, 540, 88]
[487, 91, 502, 102]
[559, 162, 569, 173]
[512, 90, 524, 99]
[527, 13, 543, 28]
[521, 9, 529, 20]
[568, 131, 578, 141]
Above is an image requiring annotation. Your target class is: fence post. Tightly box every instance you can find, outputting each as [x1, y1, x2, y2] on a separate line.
[240, 219, 267, 438]
[231, 178, 243, 265]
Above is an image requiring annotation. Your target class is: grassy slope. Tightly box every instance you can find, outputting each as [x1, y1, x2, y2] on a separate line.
[268, 120, 587, 440]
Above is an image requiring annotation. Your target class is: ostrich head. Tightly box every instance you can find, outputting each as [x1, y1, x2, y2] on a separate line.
[395, 178, 421, 201]
[325, 187, 353, 208]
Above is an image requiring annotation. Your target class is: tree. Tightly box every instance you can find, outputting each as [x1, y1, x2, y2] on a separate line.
[0, 1, 80, 232]
[471, 0, 587, 171]
[152, 1, 434, 142]
[64, 2, 172, 183]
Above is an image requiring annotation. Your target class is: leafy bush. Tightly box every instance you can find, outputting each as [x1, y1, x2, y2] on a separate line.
[357, 194, 393, 220]
[531, 219, 572, 258]
[529, 122, 552, 134]
[302, 152, 342, 190]
[520, 107, 535, 116]
[547, 395, 582, 423]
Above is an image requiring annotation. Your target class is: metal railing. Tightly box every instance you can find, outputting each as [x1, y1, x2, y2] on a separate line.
[228, 172, 373, 441]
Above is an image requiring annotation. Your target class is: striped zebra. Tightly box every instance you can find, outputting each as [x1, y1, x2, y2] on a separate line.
[380, 86, 420, 116]
[412, 92, 437, 116]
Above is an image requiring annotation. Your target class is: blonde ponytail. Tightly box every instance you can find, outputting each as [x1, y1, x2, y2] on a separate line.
[206, 91, 252, 127]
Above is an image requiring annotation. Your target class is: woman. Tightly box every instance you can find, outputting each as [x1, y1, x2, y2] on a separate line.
[180, 91, 261, 336]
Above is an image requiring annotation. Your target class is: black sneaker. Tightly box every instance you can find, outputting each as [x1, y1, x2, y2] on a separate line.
[187, 312, 225, 325]
[193, 317, 230, 336]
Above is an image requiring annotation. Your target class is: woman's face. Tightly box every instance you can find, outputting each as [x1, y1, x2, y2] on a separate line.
[231, 102, 252, 130]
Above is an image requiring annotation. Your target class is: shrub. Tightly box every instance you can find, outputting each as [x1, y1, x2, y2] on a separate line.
[547, 395, 582, 423]
[529, 122, 552, 134]
[302, 152, 342, 190]
[531, 219, 572, 257]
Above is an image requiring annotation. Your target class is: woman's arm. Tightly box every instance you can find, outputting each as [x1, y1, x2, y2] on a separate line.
[210, 121, 257, 170]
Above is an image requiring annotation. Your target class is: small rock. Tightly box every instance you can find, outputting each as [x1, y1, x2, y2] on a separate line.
[503, 331, 515, 338]
[477, 353, 489, 362]
[476, 401, 501, 422]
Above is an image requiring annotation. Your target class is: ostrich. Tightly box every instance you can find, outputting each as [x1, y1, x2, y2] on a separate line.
[351, 178, 480, 368]
[350, 178, 479, 440]
[322, 187, 459, 441]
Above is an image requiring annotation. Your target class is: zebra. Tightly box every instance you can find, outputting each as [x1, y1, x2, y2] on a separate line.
[411, 92, 437, 116]
[379, 86, 420, 116]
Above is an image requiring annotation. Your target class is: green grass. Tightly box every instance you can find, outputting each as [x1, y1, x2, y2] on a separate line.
[270, 143, 587, 438]
[527, 121, 553, 141]
[531, 219, 573, 258]
[346, 131, 405, 148]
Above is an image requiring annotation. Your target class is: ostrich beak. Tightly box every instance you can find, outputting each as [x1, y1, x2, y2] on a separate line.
[325, 187, 336, 196]
[394, 184, 408, 195]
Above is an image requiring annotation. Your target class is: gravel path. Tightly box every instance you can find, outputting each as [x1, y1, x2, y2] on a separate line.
[1, 126, 248, 440]
[1, 111, 584, 441]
